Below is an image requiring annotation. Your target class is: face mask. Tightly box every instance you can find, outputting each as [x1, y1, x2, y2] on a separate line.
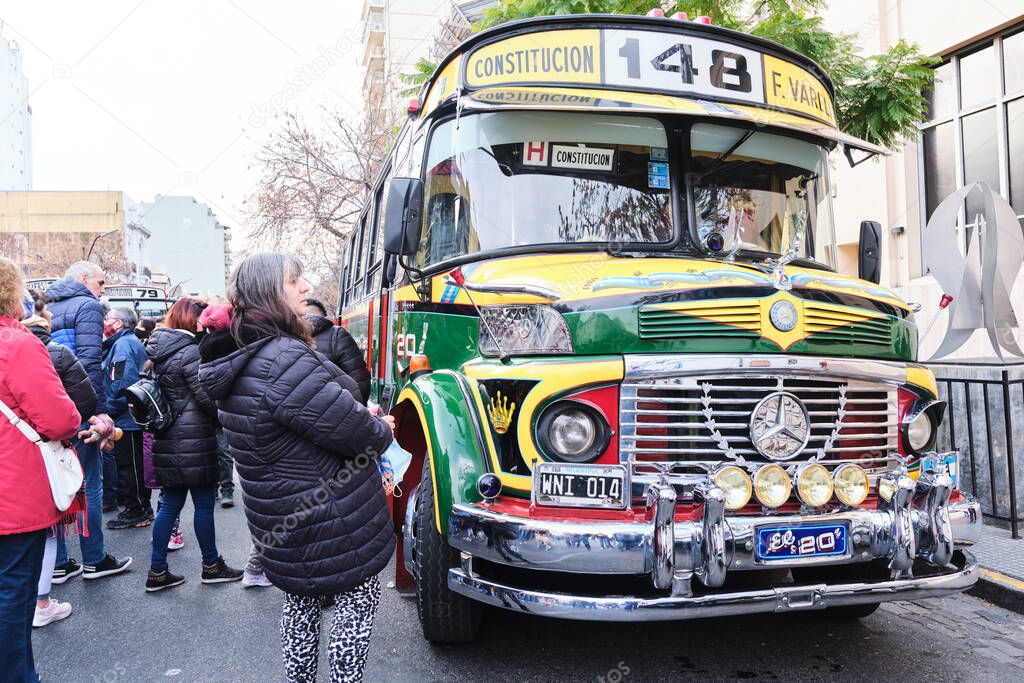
[134, 328, 149, 340]
[104, 323, 119, 338]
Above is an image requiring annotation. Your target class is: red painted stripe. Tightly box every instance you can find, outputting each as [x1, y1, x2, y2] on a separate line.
[365, 300, 374, 372]
[377, 292, 389, 379]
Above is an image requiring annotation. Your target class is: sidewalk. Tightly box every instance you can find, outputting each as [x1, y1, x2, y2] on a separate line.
[968, 522, 1024, 614]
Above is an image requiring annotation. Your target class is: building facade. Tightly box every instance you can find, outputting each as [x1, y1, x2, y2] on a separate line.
[0, 191, 129, 278]
[140, 195, 229, 297]
[361, 0, 494, 108]
[1, 35, 33, 191]
[824, 0, 1024, 359]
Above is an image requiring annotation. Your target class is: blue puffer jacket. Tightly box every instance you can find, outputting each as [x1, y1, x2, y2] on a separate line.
[46, 278, 107, 415]
[101, 328, 148, 431]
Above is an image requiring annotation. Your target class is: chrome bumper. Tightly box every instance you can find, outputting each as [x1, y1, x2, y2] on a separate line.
[448, 550, 978, 622]
[440, 469, 981, 618]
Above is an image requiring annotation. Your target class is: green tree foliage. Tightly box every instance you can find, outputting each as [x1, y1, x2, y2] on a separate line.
[399, 57, 439, 97]
[467, 0, 938, 148]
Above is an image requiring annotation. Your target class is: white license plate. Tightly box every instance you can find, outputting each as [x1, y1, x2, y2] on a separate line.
[533, 463, 628, 509]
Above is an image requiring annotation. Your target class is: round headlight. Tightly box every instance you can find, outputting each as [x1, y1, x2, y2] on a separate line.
[906, 411, 934, 452]
[714, 466, 752, 510]
[537, 402, 610, 464]
[549, 409, 596, 458]
[834, 464, 869, 506]
[796, 464, 833, 507]
[753, 464, 792, 508]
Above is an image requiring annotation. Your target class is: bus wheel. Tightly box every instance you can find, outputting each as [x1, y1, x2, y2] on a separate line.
[413, 459, 483, 644]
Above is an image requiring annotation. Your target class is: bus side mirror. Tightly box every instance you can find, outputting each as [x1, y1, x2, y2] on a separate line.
[383, 178, 423, 257]
[858, 220, 881, 284]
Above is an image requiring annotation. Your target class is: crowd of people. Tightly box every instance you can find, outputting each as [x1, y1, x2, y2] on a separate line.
[0, 253, 395, 683]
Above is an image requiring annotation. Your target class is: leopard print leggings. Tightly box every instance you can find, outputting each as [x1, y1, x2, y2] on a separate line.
[280, 576, 382, 683]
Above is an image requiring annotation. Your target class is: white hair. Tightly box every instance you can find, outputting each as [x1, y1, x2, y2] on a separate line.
[65, 261, 102, 280]
[109, 306, 138, 328]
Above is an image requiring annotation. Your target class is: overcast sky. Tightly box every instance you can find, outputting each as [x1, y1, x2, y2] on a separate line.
[1, 1, 366, 242]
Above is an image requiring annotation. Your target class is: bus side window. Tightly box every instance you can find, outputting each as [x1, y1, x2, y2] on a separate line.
[365, 172, 388, 296]
[351, 215, 367, 301]
[339, 242, 351, 309]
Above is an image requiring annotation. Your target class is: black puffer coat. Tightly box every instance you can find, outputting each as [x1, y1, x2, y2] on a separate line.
[147, 328, 219, 488]
[308, 314, 370, 405]
[25, 318, 97, 422]
[198, 327, 394, 597]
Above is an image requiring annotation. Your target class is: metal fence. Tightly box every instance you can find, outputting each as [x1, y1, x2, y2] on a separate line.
[931, 362, 1024, 539]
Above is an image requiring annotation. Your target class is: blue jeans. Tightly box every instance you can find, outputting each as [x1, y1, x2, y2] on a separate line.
[151, 486, 219, 572]
[0, 530, 46, 683]
[56, 439, 107, 567]
[102, 450, 118, 507]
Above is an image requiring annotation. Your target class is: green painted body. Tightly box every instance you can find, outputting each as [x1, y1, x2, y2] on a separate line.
[565, 306, 917, 360]
[404, 370, 488, 532]
[378, 258, 919, 529]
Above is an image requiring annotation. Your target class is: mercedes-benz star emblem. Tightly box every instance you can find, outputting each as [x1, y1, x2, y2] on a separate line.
[749, 391, 811, 460]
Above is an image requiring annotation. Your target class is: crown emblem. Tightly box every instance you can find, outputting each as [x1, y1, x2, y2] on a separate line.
[487, 391, 516, 435]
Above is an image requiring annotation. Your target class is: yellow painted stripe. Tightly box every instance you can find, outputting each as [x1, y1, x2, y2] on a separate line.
[906, 366, 939, 399]
[980, 568, 1024, 592]
[396, 387, 443, 533]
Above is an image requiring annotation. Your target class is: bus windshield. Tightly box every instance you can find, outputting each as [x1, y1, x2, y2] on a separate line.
[418, 111, 673, 268]
[689, 123, 837, 268]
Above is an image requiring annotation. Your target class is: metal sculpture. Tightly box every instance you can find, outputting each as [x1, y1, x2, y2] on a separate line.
[922, 182, 1024, 360]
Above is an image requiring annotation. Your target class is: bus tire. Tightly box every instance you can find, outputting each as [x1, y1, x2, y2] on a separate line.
[414, 459, 483, 644]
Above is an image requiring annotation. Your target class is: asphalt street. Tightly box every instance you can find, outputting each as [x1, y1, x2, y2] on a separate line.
[34, 498, 1024, 682]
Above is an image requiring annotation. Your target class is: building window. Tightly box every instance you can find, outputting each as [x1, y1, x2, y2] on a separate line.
[918, 25, 1024, 259]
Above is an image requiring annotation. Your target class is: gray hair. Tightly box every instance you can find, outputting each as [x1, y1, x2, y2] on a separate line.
[109, 306, 138, 328]
[227, 252, 303, 313]
[227, 252, 310, 344]
[65, 261, 101, 280]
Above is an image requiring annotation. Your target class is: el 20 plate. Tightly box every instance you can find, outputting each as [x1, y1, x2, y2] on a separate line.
[756, 523, 849, 562]
[533, 463, 628, 510]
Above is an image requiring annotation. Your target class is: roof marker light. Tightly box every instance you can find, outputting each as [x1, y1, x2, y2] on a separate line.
[407, 97, 420, 114]
[694, 16, 713, 24]
[671, 12, 689, 20]
[647, 8, 665, 17]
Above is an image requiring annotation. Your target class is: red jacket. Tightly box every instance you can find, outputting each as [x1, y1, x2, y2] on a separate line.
[0, 317, 82, 535]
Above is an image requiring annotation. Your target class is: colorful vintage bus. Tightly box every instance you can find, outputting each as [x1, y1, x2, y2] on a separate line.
[338, 13, 980, 643]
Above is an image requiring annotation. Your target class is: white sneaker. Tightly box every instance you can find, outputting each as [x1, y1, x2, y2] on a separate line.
[167, 529, 185, 551]
[241, 570, 273, 588]
[33, 598, 73, 627]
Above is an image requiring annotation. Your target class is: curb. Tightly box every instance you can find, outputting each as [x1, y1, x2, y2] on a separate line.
[968, 568, 1024, 615]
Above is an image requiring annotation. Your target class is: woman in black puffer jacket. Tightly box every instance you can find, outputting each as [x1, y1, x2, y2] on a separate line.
[145, 297, 242, 592]
[198, 253, 394, 683]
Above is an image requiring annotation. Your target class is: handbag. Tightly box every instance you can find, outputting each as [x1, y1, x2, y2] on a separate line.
[0, 397, 84, 512]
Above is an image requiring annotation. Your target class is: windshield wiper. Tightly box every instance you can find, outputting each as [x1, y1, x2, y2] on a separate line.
[698, 129, 756, 181]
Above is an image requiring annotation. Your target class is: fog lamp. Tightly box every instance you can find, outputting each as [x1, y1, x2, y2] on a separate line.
[878, 476, 897, 502]
[753, 464, 791, 508]
[714, 466, 752, 510]
[477, 473, 502, 500]
[796, 464, 833, 507]
[834, 464, 870, 506]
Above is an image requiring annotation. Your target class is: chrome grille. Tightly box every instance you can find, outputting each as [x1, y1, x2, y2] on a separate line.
[620, 375, 899, 471]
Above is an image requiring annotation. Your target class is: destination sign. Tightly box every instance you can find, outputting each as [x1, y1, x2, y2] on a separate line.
[463, 27, 836, 126]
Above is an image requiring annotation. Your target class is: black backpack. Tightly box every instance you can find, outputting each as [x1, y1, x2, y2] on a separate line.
[122, 374, 182, 433]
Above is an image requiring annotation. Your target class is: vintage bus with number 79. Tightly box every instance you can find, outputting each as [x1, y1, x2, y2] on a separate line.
[337, 13, 980, 643]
